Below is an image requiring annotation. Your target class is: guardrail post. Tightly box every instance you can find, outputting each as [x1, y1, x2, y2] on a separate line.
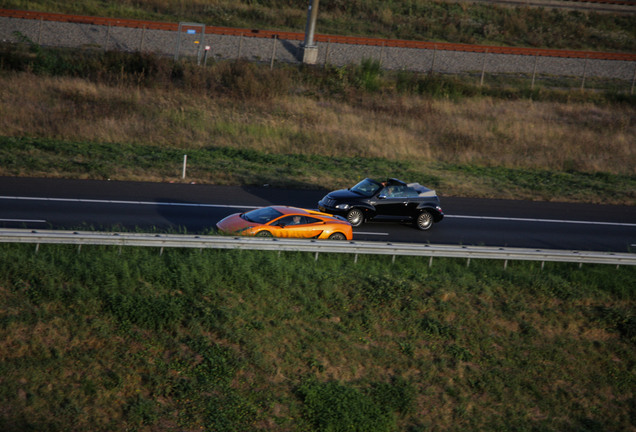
[35, 243, 39, 254]
[314, 251, 319, 261]
[354, 253, 358, 264]
[466, 258, 471, 267]
[631, 62, 636, 95]
[392, 255, 395, 264]
[429, 256, 433, 267]
[324, 39, 331, 67]
[504, 259, 508, 270]
[182, 154, 187, 179]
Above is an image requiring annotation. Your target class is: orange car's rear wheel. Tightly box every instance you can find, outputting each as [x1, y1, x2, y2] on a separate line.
[256, 231, 273, 237]
[328, 232, 347, 240]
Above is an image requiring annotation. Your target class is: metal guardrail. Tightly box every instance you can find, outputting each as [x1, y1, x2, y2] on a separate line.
[0, 229, 634, 267]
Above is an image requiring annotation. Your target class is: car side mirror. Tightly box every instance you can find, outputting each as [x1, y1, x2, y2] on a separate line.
[378, 194, 387, 199]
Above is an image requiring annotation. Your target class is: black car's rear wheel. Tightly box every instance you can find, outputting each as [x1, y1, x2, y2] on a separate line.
[415, 211, 434, 231]
[328, 232, 346, 240]
[346, 208, 364, 227]
[256, 230, 273, 237]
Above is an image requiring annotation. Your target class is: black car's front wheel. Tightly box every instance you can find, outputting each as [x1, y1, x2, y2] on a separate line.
[346, 208, 364, 227]
[415, 211, 434, 231]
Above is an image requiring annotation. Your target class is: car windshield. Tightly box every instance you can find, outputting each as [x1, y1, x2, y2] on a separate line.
[350, 179, 382, 197]
[242, 207, 284, 224]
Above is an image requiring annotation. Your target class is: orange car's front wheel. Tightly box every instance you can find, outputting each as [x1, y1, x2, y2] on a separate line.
[256, 231, 273, 237]
[328, 232, 347, 240]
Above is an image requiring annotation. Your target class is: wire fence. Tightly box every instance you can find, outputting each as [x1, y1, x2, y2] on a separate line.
[1, 10, 636, 93]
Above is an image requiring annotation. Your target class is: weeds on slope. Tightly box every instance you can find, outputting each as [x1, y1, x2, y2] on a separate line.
[0, 243, 634, 430]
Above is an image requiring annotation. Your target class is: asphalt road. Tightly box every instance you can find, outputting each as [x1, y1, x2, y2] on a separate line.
[1, 176, 635, 252]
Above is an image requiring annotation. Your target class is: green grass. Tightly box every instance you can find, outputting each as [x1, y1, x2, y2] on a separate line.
[2, 135, 635, 204]
[0, 243, 634, 431]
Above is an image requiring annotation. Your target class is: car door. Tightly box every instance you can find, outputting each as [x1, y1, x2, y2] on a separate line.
[272, 215, 324, 239]
[402, 186, 423, 216]
[374, 186, 410, 216]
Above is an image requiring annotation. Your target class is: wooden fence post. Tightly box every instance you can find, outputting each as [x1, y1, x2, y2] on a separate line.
[104, 23, 111, 51]
[580, 56, 589, 91]
[37, 17, 43, 45]
[430, 44, 437, 74]
[531, 55, 538, 90]
[480, 49, 488, 86]
[139, 25, 146, 52]
[237, 34, 243, 60]
[270, 35, 277, 70]
[324, 39, 331, 67]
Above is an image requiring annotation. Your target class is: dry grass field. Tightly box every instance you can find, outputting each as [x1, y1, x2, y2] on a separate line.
[1, 70, 634, 203]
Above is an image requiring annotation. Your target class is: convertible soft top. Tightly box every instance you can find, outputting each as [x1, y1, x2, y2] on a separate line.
[407, 183, 437, 197]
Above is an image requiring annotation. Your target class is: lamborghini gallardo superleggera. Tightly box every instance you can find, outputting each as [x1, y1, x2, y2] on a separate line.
[216, 206, 353, 240]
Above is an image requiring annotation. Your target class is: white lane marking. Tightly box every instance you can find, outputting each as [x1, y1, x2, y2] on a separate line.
[0, 218, 47, 223]
[446, 214, 636, 228]
[1, 196, 635, 227]
[354, 231, 390, 236]
[0, 196, 260, 210]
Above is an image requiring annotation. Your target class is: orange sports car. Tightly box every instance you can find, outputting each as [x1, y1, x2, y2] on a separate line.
[216, 206, 353, 240]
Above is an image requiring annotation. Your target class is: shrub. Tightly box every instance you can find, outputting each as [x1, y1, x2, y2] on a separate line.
[354, 58, 383, 92]
[371, 376, 417, 414]
[299, 379, 396, 432]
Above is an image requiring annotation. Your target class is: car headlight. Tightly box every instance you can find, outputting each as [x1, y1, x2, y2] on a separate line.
[335, 204, 350, 210]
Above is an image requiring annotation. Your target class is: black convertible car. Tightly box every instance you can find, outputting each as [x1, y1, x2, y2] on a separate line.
[318, 178, 444, 230]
